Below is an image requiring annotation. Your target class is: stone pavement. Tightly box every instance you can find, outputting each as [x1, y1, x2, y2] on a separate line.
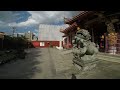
[49, 48, 120, 79]
[0, 48, 120, 79]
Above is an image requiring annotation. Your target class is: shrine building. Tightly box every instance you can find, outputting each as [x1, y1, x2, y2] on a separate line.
[60, 11, 120, 54]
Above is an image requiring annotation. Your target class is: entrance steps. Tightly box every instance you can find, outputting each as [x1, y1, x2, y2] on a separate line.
[96, 52, 120, 63]
[61, 49, 120, 63]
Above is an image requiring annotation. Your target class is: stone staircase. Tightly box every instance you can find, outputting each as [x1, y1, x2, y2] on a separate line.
[60, 49, 120, 63]
[96, 52, 120, 63]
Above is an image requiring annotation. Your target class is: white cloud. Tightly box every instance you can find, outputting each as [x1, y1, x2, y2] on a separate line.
[0, 11, 14, 22]
[28, 11, 80, 24]
[34, 29, 38, 32]
[0, 20, 9, 28]
[7, 11, 80, 28]
[0, 11, 81, 26]
[0, 11, 81, 31]
[8, 18, 39, 27]
[17, 18, 39, 27]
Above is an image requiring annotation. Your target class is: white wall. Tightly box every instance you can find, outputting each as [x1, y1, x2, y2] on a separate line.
[38, 24, 69, 41]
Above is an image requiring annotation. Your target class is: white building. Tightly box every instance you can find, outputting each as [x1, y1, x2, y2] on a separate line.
[38, 24, 69, 48]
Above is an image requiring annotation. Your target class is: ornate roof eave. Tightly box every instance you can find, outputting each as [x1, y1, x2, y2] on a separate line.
[60, 22, 78, 33]
[60, 29, 65, 33]
[65, 11, 95, 24]
[62, 34, 67, 37]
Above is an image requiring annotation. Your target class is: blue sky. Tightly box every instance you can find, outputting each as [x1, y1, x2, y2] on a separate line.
[0, 11, 80, 36]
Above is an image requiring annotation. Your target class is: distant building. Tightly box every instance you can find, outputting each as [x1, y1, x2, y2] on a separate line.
[32, 33, 38, 41]
[13, 33, 25, 37]
[0, 32, 5, 39]
[25, 31, 34, 41]
[37, 24, 68, 48]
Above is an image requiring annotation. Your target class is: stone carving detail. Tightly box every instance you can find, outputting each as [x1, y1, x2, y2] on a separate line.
[72, 29, 99, 71]
[105, 20, 115, 33]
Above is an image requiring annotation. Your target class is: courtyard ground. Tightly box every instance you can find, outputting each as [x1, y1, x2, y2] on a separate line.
[0, 48, 120, 79]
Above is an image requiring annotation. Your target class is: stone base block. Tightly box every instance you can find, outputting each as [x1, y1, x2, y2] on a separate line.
[73, 59, 99, 71]
[82, 63, 97, 71]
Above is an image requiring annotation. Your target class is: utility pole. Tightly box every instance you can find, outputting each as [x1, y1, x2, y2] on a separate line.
[12, 27, 16, 37]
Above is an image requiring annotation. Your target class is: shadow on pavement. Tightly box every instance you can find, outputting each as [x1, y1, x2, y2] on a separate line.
[0, 48, 42, 79]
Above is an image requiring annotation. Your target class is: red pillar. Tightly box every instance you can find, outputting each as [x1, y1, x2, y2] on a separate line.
[104, 33, 108, 53]
[66, 36, 69, 48]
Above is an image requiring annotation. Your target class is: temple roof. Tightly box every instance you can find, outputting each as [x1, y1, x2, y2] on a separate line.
[62, 34, 67, 37]
[65, 11, 95, 24]
[60, 22, 78, 33]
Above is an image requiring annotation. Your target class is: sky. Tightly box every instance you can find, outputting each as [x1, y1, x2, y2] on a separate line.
[0, 11, 81, 36]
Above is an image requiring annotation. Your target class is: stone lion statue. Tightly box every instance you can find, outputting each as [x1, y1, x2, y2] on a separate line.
[72, 29, 99, 68]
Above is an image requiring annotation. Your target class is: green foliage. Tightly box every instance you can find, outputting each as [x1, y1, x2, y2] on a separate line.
[0, 35, 28, 50]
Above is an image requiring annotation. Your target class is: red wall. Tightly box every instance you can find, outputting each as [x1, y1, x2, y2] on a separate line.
[31, 41, 60, 48]
[32, 41, 40, 47]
